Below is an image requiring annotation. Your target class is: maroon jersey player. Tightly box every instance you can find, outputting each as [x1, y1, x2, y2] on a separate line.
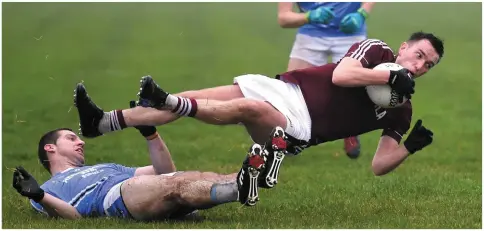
[76, 32, 444, 195]
[277, 39, 410, 147]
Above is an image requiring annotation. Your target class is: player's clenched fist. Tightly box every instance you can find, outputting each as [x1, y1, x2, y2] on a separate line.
[305, 6, 335, 25]
[387, 68, 415, 100]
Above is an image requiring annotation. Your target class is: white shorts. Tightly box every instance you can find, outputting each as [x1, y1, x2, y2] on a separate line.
[233, 74, 312, 142]
[289, 33, 367, 66]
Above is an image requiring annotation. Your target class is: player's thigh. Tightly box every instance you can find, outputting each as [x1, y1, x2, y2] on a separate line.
[289, 33, 329, 68]
[330, 35, 367, 63]
[287, 58, 316, 72]
[175, 85, 244, 101]
[244, 119, 284, 145]
[238, 100, 287, 144]
[242, 101, 287, 144]
[121, 175, 183, 220]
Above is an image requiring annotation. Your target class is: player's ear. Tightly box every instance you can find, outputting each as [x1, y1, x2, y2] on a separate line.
[398, 42, 409, 55]
[44, 144, 55, 153]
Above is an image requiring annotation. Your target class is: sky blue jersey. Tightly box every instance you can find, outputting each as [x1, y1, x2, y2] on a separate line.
[30, 163, 136, 217]
[296, 2, 366, 37]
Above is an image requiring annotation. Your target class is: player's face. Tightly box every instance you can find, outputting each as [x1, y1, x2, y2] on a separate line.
[55, 130, 85, 166]
[395, 39, 440, 78]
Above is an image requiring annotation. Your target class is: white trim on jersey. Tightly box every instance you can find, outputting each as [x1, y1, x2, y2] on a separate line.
[103, 181, 124, 216]
[349, 39, 393, 65]
[30, 200, 48, 215]
[394, 131, 403, 138]
[68, 176, 109, 207]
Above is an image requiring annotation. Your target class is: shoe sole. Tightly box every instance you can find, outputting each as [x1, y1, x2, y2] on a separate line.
[260, 126, 287, 189]
[244, 143, 265, 206]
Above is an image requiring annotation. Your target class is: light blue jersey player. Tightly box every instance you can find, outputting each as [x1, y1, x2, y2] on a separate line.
[12, 84, 275, 220]
[278, 2, 376, 159]
[30, 163, 137, 217]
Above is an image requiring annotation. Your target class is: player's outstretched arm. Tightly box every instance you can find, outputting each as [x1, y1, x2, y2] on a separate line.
[38, 193, 82, 219]
[371, 120, 433, 176]
[371, 136, 410, 176]
[130, 101, 176, 176]
[13, 166, 81, 219]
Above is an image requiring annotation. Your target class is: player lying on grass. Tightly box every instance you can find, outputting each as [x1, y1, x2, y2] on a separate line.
[76, 32, 443, 187]
[11, 97, 286, 220]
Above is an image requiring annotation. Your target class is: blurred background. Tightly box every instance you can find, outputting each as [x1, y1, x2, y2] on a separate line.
[2, 2, 481, 229]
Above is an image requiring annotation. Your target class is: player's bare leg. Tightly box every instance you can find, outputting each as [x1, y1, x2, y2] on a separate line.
[171, 171, 237, 184]
[122, 147, 265, 220]
[74, 81, 244, 138]
[137, 76, 287, 144]
[122, 85, 245, 126]
[287, 58, 315, 72]
[121, 175, 230, 221]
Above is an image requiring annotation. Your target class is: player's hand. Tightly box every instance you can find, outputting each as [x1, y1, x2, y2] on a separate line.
[12, 166, 45, 202]
[306, 7, 335, 24]
[387, 68, 415, 100]
[404, 120, 433, 154]
[130, 100, 157, 138]
[339, 8, 367, 34]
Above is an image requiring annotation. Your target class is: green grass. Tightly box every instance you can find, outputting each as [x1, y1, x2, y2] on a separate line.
[2, 2, 481, 229]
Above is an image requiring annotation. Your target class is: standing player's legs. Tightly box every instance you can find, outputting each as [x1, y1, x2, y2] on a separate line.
[287, 58, 316, 72]
[329, 35, 367, 159]
[287, 33, 330, 71]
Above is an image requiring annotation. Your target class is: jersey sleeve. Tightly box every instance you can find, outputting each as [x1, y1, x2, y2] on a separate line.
[30, 199, 48, 215]
[112, 164, 137, 177]
[381, 103, 412, 143]
[344, 39, 395, 68]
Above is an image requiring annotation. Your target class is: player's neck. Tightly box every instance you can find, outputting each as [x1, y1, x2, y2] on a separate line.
[49, 162, 76, 176]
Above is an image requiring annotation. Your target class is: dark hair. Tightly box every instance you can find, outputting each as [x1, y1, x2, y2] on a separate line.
[408, 31, 444, 60]
[38, 128, 73, 173]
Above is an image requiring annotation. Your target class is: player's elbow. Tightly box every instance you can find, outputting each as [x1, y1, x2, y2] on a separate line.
[277, 16, 291, 28]
[277, 12, 298, 28]
[332, 68, 349, 86]
[371, 161, 389, 176]
[372, 167, 386, 176]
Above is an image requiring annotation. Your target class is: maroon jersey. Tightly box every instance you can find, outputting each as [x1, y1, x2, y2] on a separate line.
[277, 39, 412, 147]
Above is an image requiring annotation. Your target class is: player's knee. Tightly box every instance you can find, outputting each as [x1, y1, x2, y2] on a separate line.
[170, 178, 191, 206]
[237, 100, 265, 123]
